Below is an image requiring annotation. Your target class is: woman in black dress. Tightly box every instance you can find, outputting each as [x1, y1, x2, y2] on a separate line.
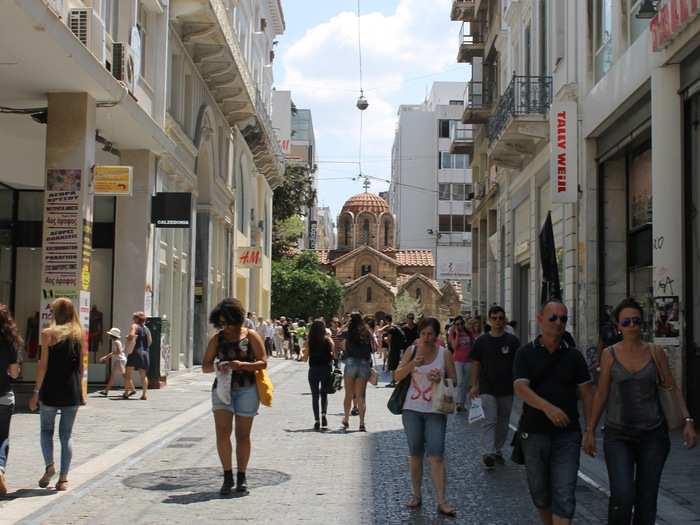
[304, 320, 335, 430]
[28, 298, 83, 491]
[0, 304, 21, 495]
[124, 311, 151, 400]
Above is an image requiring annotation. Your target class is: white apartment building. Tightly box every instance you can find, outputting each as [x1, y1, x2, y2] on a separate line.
[452, 0, 699, 417]
[314, 206, 336, 251]
[390, 82, 472, 308]
[0, 0, 284, 380]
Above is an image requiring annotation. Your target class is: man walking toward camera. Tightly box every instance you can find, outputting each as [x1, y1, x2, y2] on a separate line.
[513, 300, 593, 525]
[469, 305, 520, 469]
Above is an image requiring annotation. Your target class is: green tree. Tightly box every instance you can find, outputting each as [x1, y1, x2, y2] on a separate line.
[271, 164, 317, 261]
[393, 290, 423, 322]
[271, 216, 304, 260]
[271, 252, 343, 320]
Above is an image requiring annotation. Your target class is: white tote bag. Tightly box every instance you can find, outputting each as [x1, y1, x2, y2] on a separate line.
[432, 378, 456, 414]
[468, 397, 486, 424]
[215, 366, 232, 405]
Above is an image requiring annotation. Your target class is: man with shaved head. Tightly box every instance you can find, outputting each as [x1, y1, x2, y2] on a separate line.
[513, 300, 593, 525]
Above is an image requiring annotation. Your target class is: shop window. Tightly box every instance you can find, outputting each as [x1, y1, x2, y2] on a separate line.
[629, 149, 652, 229]
[439, 184, 451, 200]
[366, 287, 372, 302]
[18, 191, 43, 221]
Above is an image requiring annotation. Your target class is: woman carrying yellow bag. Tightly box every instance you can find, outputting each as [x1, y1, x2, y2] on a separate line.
[203, 298, 267, 496]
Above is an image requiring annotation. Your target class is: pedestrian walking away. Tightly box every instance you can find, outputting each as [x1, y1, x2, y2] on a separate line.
[402, 313, 419, 349]
[303, 320, 335, 431]
[448, 315, 475, 412]
[98, 328, 126, 397]
[341, 313, 373, 432]
[584, 297, 697, 525]
[124, 312, 151, 400]
[513, 299, 594, 525]
[379, 314, 405, 388]
[28, 298, 84, 492]
[0, 304, 21, 496]
[469, 306, 520, 468]
[203, 298, 267, 496]
[394, 317, 457, 518]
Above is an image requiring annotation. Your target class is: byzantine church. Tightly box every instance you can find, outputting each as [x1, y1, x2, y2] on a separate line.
[315, 192, 462, 319]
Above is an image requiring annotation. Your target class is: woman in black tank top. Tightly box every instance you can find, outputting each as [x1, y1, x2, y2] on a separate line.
[124, 311, 151, 400]
[304, 320, 336, 431]
[28, 298, 83, 492]
[203, 298, 267, 496]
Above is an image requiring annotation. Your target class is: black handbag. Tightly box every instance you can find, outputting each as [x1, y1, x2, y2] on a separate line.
[327, 368, 343, 394]
[387, 347, 416, 415]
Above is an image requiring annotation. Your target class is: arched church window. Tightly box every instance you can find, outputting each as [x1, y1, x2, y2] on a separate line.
[366, 287, 372, 302]
[343, 220, 350, 245]
[384, 220, 390, 247]
[362, 219, 370, 244]
[361, 264, 372, 275]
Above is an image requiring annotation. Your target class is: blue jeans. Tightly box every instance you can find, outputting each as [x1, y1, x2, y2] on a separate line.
[603, 424, 671, 525]
[402, 410, 447, 457]
[521, 431, 582, 519]
[0, 404, 12, 473]
[40, 403, 79, 476]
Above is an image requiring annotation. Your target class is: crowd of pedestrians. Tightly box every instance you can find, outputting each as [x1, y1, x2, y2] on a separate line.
[0, 294, 697, 525]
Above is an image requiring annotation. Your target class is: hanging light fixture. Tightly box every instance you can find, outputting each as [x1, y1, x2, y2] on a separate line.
[636, 0, 658, 19]
[356, 90, 369, 111]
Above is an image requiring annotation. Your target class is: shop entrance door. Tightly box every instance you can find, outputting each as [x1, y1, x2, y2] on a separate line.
[685, 96, 700, 418]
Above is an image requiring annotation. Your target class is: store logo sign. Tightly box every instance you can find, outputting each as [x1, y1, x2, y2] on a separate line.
[550, 101, 577, 204]
[650, 0, 700, 51]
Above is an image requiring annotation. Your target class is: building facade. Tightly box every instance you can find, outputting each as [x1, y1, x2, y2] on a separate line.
[389, 82, 473, 310]
[0, 0, 285, 380]
[452, 0, 700, 417]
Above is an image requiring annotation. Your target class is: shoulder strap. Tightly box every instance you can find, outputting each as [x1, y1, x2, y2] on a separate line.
[648, 344, 667, 386]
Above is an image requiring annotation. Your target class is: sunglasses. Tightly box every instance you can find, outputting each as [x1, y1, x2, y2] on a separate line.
[490, 315, 505, 321]
[547, 314, 568, 324]
[620, 317, 642, 327]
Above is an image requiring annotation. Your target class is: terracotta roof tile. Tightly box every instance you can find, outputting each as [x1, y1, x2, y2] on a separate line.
[394, 250, 434, 267]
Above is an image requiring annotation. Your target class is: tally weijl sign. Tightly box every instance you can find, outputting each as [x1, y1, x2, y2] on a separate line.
[651, 0, 700, 51]
[550, 101, 578, 204]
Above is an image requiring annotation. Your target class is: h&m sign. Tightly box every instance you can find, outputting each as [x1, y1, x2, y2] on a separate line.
[650, 0, 700, 51]
[550, 101, 578, 204]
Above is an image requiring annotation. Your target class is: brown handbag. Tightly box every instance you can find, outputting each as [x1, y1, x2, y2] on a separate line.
[650, 345, 684, 430]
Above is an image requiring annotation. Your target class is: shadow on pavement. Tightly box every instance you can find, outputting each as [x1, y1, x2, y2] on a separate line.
[162, 490, 249, 505]
[3, 488, 57, 500]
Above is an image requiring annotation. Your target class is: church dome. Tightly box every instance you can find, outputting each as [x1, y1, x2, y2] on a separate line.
[341, 192, 389, 216]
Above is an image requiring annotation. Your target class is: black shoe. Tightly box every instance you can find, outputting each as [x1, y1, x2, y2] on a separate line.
[321, 416, 328, 429]
[219, 479, 234, 496]
[314, 421, 320, 431]
[351, 408, 359, 416]
[482, 454, 496, 469]
[386, 381, 396, 388]
[236, 472, 248, 493]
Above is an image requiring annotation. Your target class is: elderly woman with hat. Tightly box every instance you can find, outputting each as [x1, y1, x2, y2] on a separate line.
[98, 327, 126, 397]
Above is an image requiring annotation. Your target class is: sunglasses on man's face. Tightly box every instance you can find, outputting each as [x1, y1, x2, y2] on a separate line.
[547, 314, 568, 324]
[620, 317, 642, 327]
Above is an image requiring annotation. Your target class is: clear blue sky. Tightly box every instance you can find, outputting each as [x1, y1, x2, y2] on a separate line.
[274, 0, 468, 221]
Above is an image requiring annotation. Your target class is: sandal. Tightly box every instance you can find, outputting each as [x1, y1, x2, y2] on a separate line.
[437, 503, 457, 517]
[38, 465, 55, 488]
[341, 419, 349, 430]
[359, 424, 366, 432]
[55, 479, 69, 491]
[405, 495, 422, 509]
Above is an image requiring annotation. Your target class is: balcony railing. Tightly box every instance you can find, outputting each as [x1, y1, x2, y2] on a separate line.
[450, 0, 476, 21]
[452, 126, 474, 141]
[487, 75, 552, 143]
[464, 81, 495, 110]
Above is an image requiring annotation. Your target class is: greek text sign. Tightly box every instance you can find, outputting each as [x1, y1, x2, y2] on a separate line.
[94, 166, 133, 196]
[550, 101, 578, 204]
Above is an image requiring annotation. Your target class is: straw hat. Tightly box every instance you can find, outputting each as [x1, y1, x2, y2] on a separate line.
[106, 327, 121, 338]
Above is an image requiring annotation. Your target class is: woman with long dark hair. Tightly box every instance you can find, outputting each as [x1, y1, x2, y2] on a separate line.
[584, 297, 697, 524]
[341, 313, 374, 432]
[0, 304, 21, 495]
[203, 298, 267, 496]
[124, 311, 151, 400]
[29, 298, 83, 491]
[304, 320, 335, 430]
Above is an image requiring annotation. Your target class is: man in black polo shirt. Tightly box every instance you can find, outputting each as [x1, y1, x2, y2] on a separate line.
[378, 314, 405, 387]
[469, 305, 520, 469]
[513, 300, 593, 525]
[402, 313, 418, 348]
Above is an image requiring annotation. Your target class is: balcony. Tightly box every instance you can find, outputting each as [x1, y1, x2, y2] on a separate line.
[487, 75, 552, 168]
[450, 0, 476, 21]
[462, 81, 495, 124]
[449, 125, 474, 155]
[170, 0, 284, 187]
[457, 22, 485, 63]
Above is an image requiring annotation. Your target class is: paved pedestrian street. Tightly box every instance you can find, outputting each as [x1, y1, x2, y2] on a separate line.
[1, 360, 698, 525]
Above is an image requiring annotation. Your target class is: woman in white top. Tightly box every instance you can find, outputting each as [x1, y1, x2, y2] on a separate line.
[98, 328, 126, 397]
[395, 317, 457, 517]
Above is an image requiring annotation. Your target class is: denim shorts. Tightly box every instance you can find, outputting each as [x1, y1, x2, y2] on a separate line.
[521, 431, 582, 519]
[401, 409, 447, 457]
[344, 357, 371, 380]
[211, 385, 260, 417]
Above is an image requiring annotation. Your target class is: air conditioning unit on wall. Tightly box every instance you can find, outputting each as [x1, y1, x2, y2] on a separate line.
[68, 7, 106, 66]
[112, 43, 136, 94]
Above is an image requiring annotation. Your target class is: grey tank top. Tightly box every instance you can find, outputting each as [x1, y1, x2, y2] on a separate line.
[605, 346, 664, 432]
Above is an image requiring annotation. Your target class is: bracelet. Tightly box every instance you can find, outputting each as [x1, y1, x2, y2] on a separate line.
[685, 416, 695, 424]
[33, 388, 40, 393]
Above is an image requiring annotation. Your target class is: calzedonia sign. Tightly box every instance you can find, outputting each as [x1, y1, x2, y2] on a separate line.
[650, 0, 700, 51]
[151, 192, 192, 228]
[550, 101, 578, 204]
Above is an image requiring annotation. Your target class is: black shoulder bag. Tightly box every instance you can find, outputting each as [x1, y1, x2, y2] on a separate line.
[511, 346, 565, 464]
[387, 346, 417, 415]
